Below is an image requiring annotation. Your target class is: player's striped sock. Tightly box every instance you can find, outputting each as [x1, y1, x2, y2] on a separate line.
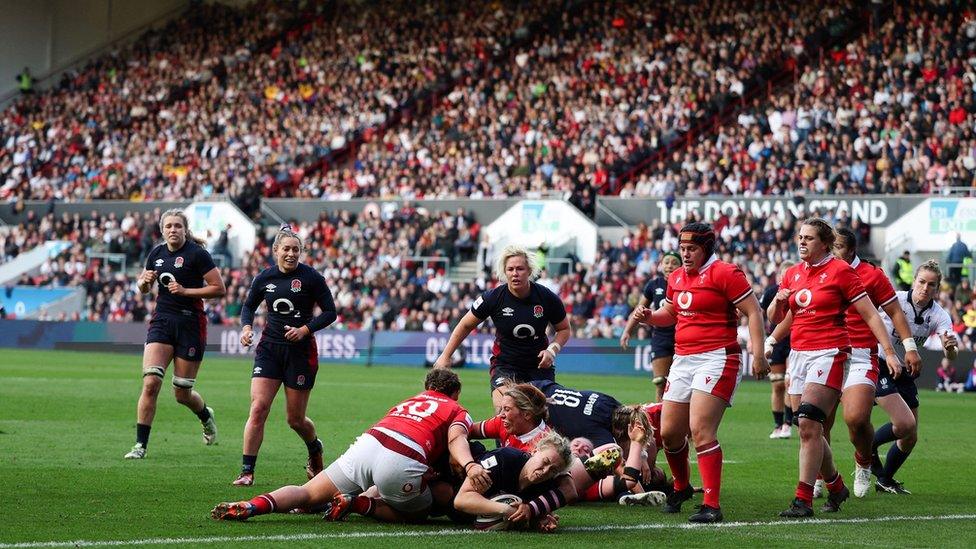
[696, 440, 722, 508]
[351, 496, 375, 516]
[795, 482, 814, 506]
[248, 494, 277, 515]
[664, 440, 690, 492]
[825, 471, 845, 493]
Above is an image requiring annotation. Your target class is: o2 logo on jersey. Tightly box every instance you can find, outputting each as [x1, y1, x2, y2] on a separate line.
[272, 298, 296, 315]
[794, 289, 813, 308]
[158, 272, 176, 286]
[676, 291, 693, 309]
[291, 279, 302, 293]
[512, 324, 537, 339]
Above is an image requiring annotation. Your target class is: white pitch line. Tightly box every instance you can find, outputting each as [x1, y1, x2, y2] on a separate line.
[2, 514, 973, 548]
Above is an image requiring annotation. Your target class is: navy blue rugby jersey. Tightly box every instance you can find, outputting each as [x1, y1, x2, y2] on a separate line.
[240, 263, 337, 344]
[530, 380, 620, 448]
[471, 282, 567, 370]
[145, 241, 216, 316]
[641, 275, 674, 336]
[478, 447, 560, 501]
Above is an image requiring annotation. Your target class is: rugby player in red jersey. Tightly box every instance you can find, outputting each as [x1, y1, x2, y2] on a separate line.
[637, 222, 769, 523]
[767, 219, 904, 518]
[211, 369, 491, 523]
[829, 228, 920, 497]
[470, 383, 552, 452]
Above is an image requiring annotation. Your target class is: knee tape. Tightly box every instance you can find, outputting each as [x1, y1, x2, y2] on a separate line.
[652, 375, 667, 387]
[172, 376, 196, 389]
[142, 366, 165, 379]
[796, 402, 827, 424]
[768, 372, 785, 383]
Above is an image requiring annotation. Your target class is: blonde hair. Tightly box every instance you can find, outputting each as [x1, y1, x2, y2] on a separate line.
[915, 259, 943, 285]
[502, 383, 549, 423]
[273, 226, 304, 254]
[779, 260, 796, 277]
[159, 209, 206, 246]
[534, 431, 573, 473]
[494, 245, 538, 283]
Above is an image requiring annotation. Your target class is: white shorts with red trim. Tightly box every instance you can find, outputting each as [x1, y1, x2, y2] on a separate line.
[324, 427, 432, 513]
[844, 347, 879, 391]
[787, 347, 850, 395]
[663, 345, 742, 405]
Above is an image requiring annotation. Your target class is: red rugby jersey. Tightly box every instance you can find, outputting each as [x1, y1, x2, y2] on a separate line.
[845, 257, 898, 349]
[642, 402, 664, 450]
[666, 256, 754, 355]
[478, 416, 551, 452]
[782, 255, 867, 351]
[373, 390, 472, 461]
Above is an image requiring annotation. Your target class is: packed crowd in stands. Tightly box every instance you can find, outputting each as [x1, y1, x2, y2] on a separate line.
[4, 204, 976, 352]
[1, 0, 875, 206]
[621, 0, 976, 198]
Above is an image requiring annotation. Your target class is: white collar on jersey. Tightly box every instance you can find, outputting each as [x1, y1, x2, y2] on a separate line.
[851, 256, 861, 269]
[805, 253, 833, 268]
[686, 254, 718, 276]
[517, 420, 547, 444]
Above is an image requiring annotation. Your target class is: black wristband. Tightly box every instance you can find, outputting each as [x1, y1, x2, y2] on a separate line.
[623, 466, 642, 482]
[464, 460, 480, 472]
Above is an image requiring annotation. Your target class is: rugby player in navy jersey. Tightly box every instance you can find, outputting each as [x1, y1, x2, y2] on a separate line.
[434, 245, 571, 411]
[125, 209, 226, 459]
[872, 260, 957, 494]
[232, 227, 338, 486]
[761, 261, 796, 440]
[621, 251, 681, 401]
[454, 432, 572, 533]
[529, 380, 663, 506]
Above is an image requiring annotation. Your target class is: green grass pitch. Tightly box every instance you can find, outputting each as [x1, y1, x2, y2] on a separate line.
[1, 348, 975, 548]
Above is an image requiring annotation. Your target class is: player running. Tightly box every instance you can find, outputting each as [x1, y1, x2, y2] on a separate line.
[125, 209, 226, 459]
[621, 251, 682, 401]
[872, 260, 958, 494]
[433, 245, 571, 411]
[211, 369, 490, 523]
[767, 219, 903, 518]
[232, 227, 338, 486]
[638, 222, 769, 523]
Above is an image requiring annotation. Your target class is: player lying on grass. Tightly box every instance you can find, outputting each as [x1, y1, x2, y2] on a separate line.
[211, 369, 490, 522]
[454, 431, 573, 533]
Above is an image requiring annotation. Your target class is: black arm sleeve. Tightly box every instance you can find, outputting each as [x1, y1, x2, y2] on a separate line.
[240, 273, 265, 327]
[306, 276, 337, 333]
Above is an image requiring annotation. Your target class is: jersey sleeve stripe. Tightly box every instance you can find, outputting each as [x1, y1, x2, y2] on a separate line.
[849, 291, 868, 304]
[731, 288, 754, 304]
[449, 421, 470, 432]
[877, 295, 897, 308]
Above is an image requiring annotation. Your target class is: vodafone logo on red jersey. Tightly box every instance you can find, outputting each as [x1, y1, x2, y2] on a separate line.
[795, 289, 813, 308]
[676, 291, 694, 309]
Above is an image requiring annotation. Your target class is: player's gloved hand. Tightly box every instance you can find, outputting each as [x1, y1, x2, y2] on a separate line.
[764, 335, 776, 358]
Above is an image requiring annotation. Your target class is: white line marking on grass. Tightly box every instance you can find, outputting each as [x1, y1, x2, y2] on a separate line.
[3, 514, 974, 548]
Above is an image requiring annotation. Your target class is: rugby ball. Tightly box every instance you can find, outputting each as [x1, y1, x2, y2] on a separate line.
[473, 494, 522, 531]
